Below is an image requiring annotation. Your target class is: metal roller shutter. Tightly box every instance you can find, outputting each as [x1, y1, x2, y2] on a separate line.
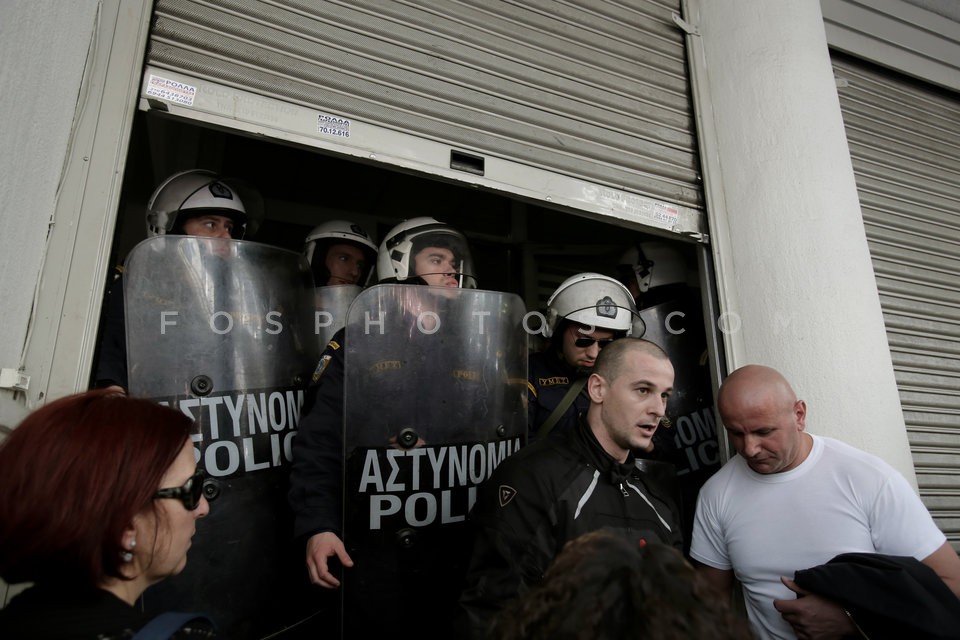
[833, 53, 960, 544]
[145, 0, 702, 214]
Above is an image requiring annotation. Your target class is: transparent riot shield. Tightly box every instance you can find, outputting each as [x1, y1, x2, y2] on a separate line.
[124, 236, 324, 639]
[639, 292, 721, 552]
[314, 284, 362, 349]
[342, 285, 528, 638]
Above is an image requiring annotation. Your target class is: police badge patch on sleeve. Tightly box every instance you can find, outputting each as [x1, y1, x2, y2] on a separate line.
[311, 354, 333, 384]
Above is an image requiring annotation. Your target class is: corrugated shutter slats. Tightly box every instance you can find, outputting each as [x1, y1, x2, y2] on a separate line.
[146, 0, 702, 210]
[835, 54, 960, 544]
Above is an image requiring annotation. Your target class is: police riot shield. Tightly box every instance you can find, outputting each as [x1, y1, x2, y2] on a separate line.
[639, 291, 721, 552]
[342, 285, 528, 638]
[124, 236, 323, 639]
[314, 284, 362, 349]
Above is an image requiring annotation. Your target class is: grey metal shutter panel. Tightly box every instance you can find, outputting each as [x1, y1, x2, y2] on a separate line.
[146, 0, 702, 211]
[833, 54, 960, 544]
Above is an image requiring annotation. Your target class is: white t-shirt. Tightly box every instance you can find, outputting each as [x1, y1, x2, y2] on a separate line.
[690, 434, 945, 640]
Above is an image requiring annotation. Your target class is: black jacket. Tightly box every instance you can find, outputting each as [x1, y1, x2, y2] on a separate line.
[794, 552, 960, 640]
[0, 584, 214, 640]
[458, 419, 683, 638]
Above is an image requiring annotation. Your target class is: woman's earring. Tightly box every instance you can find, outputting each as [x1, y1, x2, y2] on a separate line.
[120, 538, 136, 563]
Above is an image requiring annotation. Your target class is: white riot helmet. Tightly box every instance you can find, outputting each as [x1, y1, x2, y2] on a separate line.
[145, 169, 252, 239]
[617, 241, 688, 294]
[304, 220, 378, 286]
[376, 216, 477, 288]
[545, 272, 644, 338]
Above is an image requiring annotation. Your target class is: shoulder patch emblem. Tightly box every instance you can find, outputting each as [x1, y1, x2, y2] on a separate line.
[498, 485, 518, 508]
[311, 354, 332, 384]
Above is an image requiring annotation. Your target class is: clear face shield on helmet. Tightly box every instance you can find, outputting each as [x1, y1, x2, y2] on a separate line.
[380, 221, 477, 289]
[554, 304, 647, 340]
[409, 231, 476, 289]
[545, 272, 646, 339]
[146, 170, 263, 240]
[303, 220, 378, 287]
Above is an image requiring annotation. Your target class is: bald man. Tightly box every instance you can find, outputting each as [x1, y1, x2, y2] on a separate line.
[691, 365, 960, 640]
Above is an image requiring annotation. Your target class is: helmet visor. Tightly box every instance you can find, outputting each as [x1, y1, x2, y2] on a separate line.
[408, 228, 476, 289]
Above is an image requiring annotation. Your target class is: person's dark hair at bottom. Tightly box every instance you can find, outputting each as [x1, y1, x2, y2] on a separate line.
[491, 529, 752, 640]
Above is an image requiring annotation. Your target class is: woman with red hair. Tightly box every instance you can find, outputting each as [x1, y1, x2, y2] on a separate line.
[0, 389, 213, 638]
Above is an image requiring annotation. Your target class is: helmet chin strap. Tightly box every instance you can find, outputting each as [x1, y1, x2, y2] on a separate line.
[411, 271, 467, 288]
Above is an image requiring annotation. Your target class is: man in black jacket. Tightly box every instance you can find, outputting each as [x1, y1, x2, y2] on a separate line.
[459, 338, 682, 638]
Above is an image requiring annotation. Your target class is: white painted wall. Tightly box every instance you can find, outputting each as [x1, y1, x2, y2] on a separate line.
[0, 1, 99, 430]
[684, 0, 918, 483]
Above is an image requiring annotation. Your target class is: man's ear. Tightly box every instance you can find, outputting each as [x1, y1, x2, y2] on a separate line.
[587, 373, 605, 404]
[794, 399, 807, 431]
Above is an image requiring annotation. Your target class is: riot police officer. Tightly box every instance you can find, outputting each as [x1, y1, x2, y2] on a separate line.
[290, 216, 477, 588]
[91, 169, 256, 390]
[303, 219, 378, 287]
[527, 272, 643, 440]
[289, 217, 526, 638]
[304, 219, 379, 348]
[115, 170, 323, 638]
[617, 240, 693, 310]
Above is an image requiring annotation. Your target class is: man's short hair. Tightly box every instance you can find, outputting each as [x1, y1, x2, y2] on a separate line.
[593, 338, 669, 382]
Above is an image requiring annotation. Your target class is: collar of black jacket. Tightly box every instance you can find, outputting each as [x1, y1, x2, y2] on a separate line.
[574, 417, 636, 481]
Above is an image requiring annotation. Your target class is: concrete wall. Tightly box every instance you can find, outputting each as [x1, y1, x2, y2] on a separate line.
[0, 1, 99, 430]
[685, 0, 919, 482]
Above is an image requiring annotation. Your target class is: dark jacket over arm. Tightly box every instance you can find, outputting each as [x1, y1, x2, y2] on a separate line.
[794, 552, 960, 640]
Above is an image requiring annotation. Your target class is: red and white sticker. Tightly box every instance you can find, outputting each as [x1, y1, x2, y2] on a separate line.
[145, 74, 197, 107]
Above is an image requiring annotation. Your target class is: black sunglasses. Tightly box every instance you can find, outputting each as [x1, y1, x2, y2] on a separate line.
[154, 469, 205, 511]
[574, 337, 615, 349]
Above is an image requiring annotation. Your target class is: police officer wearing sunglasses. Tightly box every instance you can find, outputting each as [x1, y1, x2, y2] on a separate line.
[527, 272, 644, 440]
